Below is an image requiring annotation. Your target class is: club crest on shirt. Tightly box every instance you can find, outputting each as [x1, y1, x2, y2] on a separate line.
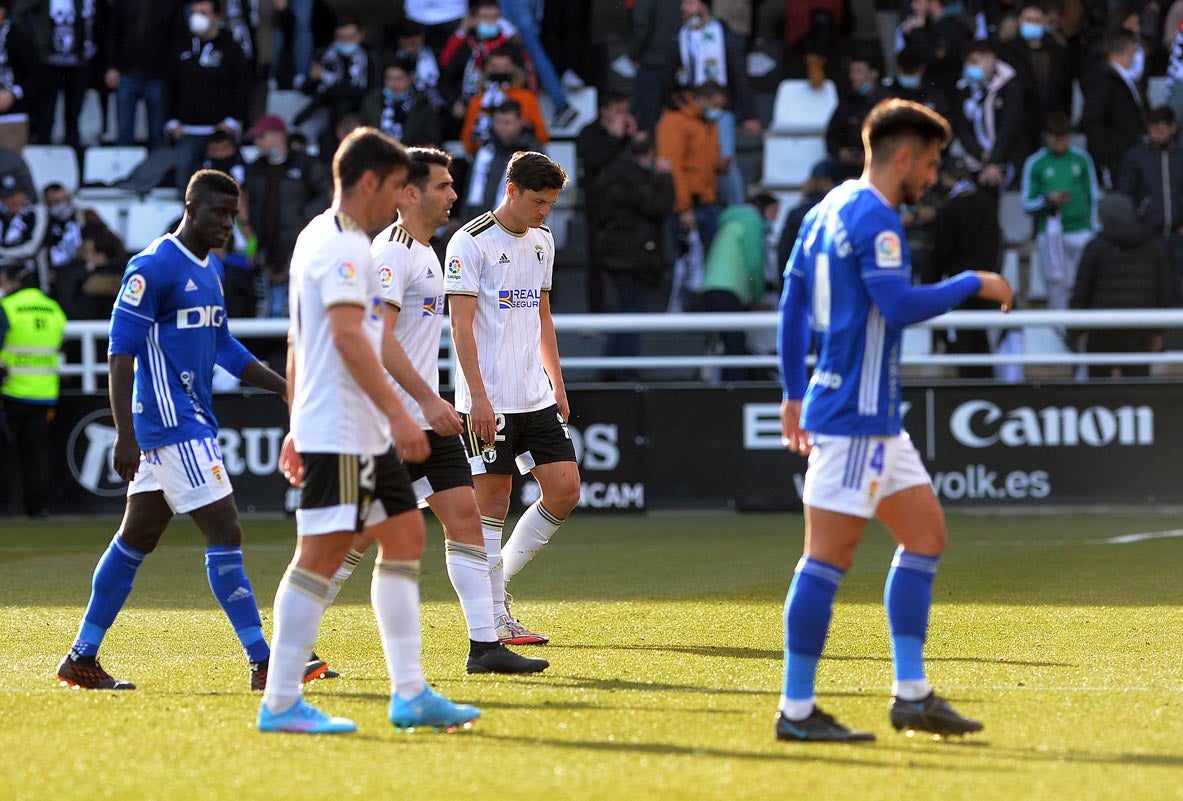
[447, 257, 461, 281]
[535, 244, 545, 263]
[338, 261, 357, 284]
[378, 265, 393, 290]
[121, 274, 146, 306]
[874, 231, 902, 268]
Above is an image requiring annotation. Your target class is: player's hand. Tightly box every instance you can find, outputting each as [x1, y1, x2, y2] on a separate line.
[112, 431, 142, 483]
[780, 399, 812, 456]
[279, 433, 304, 487]
[391, 413, 431, 464]
[741, 117, 763, 137]
[468, 396, 497, 446]
[974, 271, 1013, 312]
[421, 395, 463, 436]
[554, 386, 570, 422]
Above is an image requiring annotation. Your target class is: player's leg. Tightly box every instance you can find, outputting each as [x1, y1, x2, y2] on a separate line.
[777, 434, 876, 742]
[57, 487, 172, 690]
[324, 531, 372, 605]
[875, 435, 981, 735]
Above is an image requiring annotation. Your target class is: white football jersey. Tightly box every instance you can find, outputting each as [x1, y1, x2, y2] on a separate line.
[289, 209, 390, 455]
[444, 211, 556, 414]
[371, 221, 446, 431]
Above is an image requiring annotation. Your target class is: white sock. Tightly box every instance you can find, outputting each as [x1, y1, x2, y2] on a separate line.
[778, 696, 817, 721]
[482, 516, 506, 620]
[323, 548, 363, 606]
[263, 567, 330, 714]
[892, 678, 932, 701]
[503, 502, 564, 579]
[372, 560, 426, 700]
[444, 540, 496, 642]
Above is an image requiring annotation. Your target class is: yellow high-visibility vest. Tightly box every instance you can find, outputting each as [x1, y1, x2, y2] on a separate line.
[0, 287, 67, 403]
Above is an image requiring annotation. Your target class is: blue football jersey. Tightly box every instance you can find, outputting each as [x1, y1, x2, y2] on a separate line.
[787, 180, 911, 436]
[109, 234, 232, 450]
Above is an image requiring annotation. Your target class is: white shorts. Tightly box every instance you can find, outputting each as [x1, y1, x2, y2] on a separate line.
[802, 432, 931, 519]
[127, 436, 234, 514]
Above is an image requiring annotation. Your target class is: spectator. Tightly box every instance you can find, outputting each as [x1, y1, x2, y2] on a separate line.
[460, 46, 548, 154]
[441, 0, 521, 124]
[464, 99, 543, 217]
[0, 172, 45, 280]
[787, 0, 843, 88]
[23, 0, 100, 149]
[360, 57, 441, 146]
[72, 214, 126, 319]
[629, 0, 681, 133]
[272, 0, 314, 89]
[676, 0, 760, 205]
[0, 1, 35, 152]
[0, 144, 32, 195]
[405, 0, 468, 54]
[585, 130, 675, 378]
[999, 0, 1075, 157]
[296, 16, 380, 143]
[1021, 111, 1099, 311]
[1166, 17, 1183, 122]
[1082, 27, 1147, 189]
[887, 46, 950, 120]
[0, 261, 65, 518]
[199, 129, 247, 185]
[700, 191, 778, 381]
[926, 161, 1003, 379]
[104, 0, 180, 151]
[656, 81, 727, 250]
[1118, 105, 1183, 304]
[1072, 192, 1171, 378]
[500, 0, 576, 128]
[165, 0, 252, 194]
[41, 181, 82, 310]
[954, 40, 1027, 190]
[243, 113, 327, 299]
[388, 19, 446, 112]
[895, 0, 972, 106]
[825, 51, 889, 179]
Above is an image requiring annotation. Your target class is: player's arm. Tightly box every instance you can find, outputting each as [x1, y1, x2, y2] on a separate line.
[107, 268, 156, 482]
[328, 303, 429, 463]
[777, 251, 811, 457]
[106, 354, 139, 482]
[279, 329, 302, 487]
[447, 293, 495, 443]
[538, 289, 568, 421]
[215, 324, 287, 396]
[379, 301, 462, 436]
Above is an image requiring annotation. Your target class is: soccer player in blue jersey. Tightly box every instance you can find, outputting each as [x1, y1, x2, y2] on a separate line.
[56, 170, 319, 691]
[775, 99, 1012, 742]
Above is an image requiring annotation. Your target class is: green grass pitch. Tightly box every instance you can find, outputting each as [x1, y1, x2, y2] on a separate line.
[2, 511, 1182, 801]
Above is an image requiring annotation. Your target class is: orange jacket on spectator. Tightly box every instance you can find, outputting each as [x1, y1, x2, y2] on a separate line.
[461, 87, 549, 154]
[655, 93, 721, 213]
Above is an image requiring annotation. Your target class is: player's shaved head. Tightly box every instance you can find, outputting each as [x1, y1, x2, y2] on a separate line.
[186, 169, 239, 206]
[862, 98, 952, 166]
[333, 126, 411, 193]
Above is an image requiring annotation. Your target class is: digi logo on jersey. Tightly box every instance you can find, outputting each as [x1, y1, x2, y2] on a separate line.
[176, 305, 226, 328]
[422, 294, 442, 317]
[498, 288, 541, 309]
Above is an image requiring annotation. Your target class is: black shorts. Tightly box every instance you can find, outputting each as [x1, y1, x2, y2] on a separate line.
[460, 403, 578, 476]
[296, 448, 418, 535]
[405, 431, 474, 502]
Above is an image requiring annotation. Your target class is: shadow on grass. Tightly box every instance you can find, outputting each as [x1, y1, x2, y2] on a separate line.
[908, 741, 1183, 768]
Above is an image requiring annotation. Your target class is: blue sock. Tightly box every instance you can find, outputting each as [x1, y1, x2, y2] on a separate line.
[205, 546, 270, 663]
[884, 547, 940, 683]
[783, 556, 845, 703]
[71, 534, 146, 659]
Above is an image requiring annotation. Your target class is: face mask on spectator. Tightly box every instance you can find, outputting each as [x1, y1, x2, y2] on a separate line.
[49, 202, 73, 222]
[897, 73, 922, 89]
[486, 72, 512, 85]
[336, 41, 360, 56]
[383, 87, 410, 103]
[855, 79, 875, 96]
[1019, 22, 1045, 41]
[1130, 45, 1145, 80]
[476, 23, 500, 40]
[963, 64, 986, 84]
[189, 12, 212, 36]
[266, 148, 284, 165]
[703, 107, 723, 122]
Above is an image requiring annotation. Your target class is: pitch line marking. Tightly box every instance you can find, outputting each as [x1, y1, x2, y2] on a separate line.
[1094, 529, 1183, 545]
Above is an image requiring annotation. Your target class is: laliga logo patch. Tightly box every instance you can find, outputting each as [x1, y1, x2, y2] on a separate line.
[535, 244, 545, 263]
[874, 231, 902, 268]
[121, 274, 147, 306]
[338, 261, 357, 282]
[378, 265, 393, 290]
[447, 257, 461, 281]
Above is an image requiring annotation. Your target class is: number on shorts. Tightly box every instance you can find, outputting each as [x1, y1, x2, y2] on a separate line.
[200, 437, 223, 462]
[358, 454, 376, 492]
[869, 442, 885, 475]
[556, 412, 570, 440]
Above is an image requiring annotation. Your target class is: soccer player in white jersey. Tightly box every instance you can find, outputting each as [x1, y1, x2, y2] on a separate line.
[258, 128, 479, 735]
[445, 151, 581, 645]
[321, 147, 548, 675]
[56, 170, 313, 692]
[775, 99, 1012, 742]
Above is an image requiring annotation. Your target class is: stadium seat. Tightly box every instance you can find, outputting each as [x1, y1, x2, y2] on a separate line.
[1149, 75, 1169, 108]
[762, 135, 828, 189]
[83, 146, 148, 187]
[77, 90, 105, 146]
[265, 90, 310, 129]
[546, 207, 571, 249]
[23, 145, 80, 194]
[82, 197, 130, 242]
[902, 327, 931, 358]
[126, 199, 183, 250]
[768, 190, 802, 247]
[769, 79, 838, 136]
[540, 86, 598, 139]
[999, 191, 1032, 246]
[547, 140, 577, 208]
